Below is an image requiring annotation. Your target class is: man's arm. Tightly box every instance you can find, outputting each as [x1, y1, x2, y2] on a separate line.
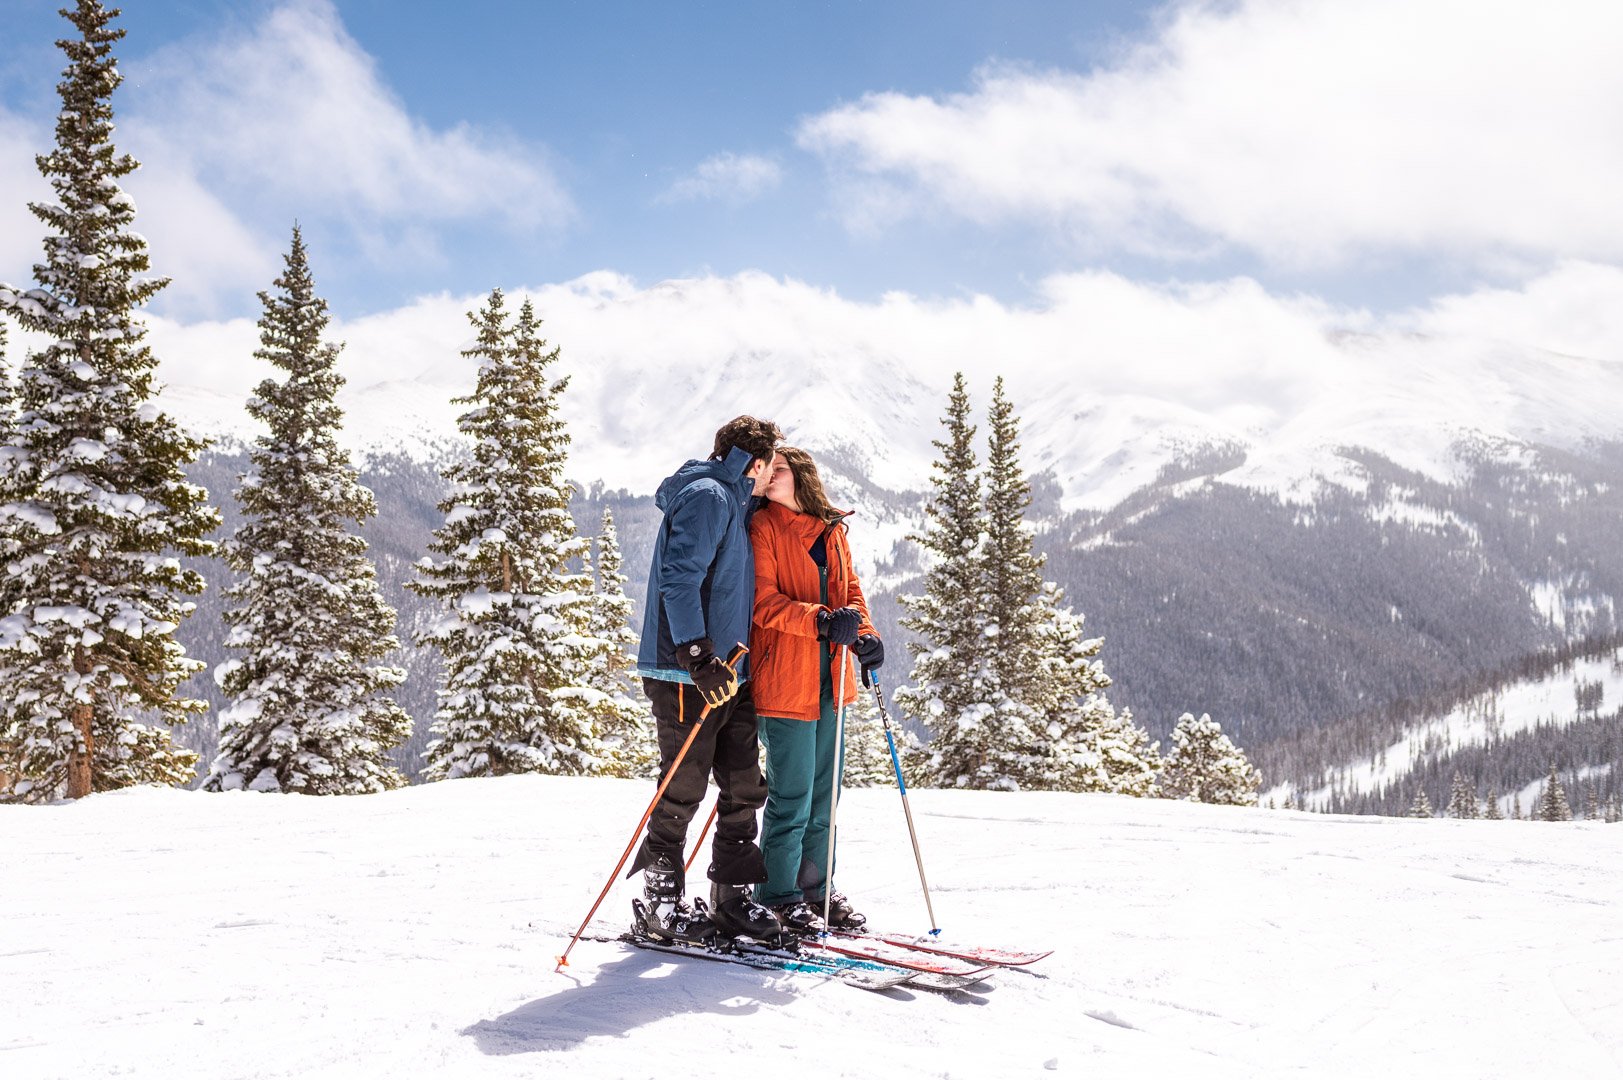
[658, 481, 728, 647]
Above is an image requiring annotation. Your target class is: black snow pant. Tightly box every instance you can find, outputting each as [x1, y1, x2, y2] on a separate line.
[627, 677, 769, 889]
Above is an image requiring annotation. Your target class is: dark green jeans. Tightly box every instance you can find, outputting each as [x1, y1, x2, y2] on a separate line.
[755, 689, 846, 907]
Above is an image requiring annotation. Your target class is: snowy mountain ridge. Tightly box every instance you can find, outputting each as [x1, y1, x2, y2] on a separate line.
[110, 273, 1623, 515]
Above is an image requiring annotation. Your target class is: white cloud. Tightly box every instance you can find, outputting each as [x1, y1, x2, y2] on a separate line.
[137, 261, 1623, 507]
[129, 0, 572, 229]
[0, 107, 50, 287]
[797, 0, 1623, 269]
[659, 152, 784, 204]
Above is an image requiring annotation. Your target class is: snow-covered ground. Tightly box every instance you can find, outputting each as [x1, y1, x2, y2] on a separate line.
[4, 777, 1621, 1079]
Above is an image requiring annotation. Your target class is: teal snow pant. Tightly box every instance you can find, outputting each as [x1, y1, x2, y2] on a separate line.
[755, 654, 847, 907]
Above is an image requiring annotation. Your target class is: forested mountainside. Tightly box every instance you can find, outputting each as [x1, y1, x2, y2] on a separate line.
[171, 433, 1623, 799]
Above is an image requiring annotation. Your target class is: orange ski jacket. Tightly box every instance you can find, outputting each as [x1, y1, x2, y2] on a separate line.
[749, 500, 878, 721]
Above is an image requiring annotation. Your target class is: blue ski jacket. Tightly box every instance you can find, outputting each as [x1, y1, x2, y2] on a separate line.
[636, 446, 759, 683]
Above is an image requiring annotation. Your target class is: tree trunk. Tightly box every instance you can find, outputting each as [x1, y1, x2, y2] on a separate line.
[66, 702, 93, 799]
[66, 643, 94, 799]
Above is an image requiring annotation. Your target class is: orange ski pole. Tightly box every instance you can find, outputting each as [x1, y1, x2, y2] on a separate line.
[556, 644, 745, 971]
[684, 800, 719, 874]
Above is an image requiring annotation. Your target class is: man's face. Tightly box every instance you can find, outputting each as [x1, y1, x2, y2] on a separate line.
[748, 455, 771, 496]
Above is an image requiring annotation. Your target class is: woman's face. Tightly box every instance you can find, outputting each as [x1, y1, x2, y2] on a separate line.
[765, 453, 800, 510]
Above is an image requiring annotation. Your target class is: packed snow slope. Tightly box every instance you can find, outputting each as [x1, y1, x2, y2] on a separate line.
[4, 777, 1621, 1079]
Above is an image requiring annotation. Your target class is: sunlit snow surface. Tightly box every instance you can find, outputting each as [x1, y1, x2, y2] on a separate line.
[4, 777, 1621, 1078]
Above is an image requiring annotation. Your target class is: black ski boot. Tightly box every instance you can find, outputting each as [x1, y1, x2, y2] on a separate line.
[771, 899, 827, 936]
[708, 883, 785, 943]
[635, 856, 716, 945]
[807, 891, 866, 931]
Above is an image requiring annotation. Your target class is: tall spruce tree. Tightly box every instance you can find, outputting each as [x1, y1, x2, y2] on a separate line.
[583, 508, 656, 779]
[1482, 789, 1504, 820]
[0, 2, 217, 801]
[1407, 789, 1435, 818]
[981, 377, 1045, 703]
[897, 373, 1028, 789]
[411, 291, 602, 779]
[1535, 765, 1572, 821]
[1445, 771, 1480, 819]
[1159, 712, 1260, 805]
[204, 229, 410, 794]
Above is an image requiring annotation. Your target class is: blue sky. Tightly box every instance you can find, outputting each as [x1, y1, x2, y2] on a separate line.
[2, 0, 1622, 427]
[3, 0, 1166, 317]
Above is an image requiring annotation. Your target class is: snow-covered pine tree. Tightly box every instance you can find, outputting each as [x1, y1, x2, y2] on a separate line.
[1511, 792, 1524, 820]
[840, 683, 919, 787]
[1032, 583, 1160, 795]
[583, 508, 656, 779]
[1483, 789, 1504, 820]
[1534, 765, 1572, 821]
[897, 373, 1032, 789]
[1445, 771, 1479, 819]
[1583, 780, 1601, 821]
[1407, 789, 1434, 817]
[411, 292, 602, 780]
[1158, 712, 1260, 805]
[203, 229, 410, 795]
[981, 377, 1045, 707]
[0, 1, 217, 801]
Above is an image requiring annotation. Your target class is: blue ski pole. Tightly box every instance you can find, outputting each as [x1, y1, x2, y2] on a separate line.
[869, 674, 939, 934]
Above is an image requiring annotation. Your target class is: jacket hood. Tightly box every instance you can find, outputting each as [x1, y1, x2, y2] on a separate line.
[654, 445, 756, 512]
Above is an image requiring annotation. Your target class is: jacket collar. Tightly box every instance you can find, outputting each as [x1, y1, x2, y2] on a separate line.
[761, 499, 853, 541]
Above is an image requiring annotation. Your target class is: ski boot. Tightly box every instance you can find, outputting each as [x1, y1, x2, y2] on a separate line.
[707, 883, 785, 944]
[634, 856, 716, 945]
[770, 899, 827, 936]
[807, 890, 866, 931]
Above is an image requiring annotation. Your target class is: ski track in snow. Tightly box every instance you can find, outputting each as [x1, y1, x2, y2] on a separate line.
[2, 776, 1621, 1079]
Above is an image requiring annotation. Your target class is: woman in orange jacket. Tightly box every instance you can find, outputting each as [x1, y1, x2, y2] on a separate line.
[749, 446, 884, 932]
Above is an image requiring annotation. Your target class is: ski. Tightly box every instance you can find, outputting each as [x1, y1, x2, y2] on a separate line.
[581, 930, 917, 992]
[827, 928, 1051, 968]
[795, 934, 996, 980]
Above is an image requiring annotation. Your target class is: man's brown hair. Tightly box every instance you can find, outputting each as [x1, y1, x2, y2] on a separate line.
[710, 415, 783, 465]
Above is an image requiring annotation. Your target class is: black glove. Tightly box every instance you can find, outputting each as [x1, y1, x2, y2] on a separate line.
[816, 606, 861, 647]
[676, 637, 739, 709]
[853, 633, 884, 686]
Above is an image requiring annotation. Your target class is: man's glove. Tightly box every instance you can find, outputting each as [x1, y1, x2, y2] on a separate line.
[677, 637, 739, 709]
[816, 606, 861, 646]
[853, 633, 884, 686]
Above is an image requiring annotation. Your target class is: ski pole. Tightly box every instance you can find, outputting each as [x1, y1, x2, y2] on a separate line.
[555, 644, 746, 972]
[871, 674, 939, 934]
[684, 800, 718, 874]
[822, 643, 849, 931]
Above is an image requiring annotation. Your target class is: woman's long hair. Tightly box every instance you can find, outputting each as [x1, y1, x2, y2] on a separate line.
[778, 446, 840, 523]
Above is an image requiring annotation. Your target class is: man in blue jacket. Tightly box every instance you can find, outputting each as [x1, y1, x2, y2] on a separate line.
[630, 415, 785, 944]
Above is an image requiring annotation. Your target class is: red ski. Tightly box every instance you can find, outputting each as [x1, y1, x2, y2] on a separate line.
[796, 934, 996, 980]
[830, 929, 1051, 968]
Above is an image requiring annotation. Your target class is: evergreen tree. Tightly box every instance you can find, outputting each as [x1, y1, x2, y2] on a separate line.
[0, 2, 217, 801]
[1159, 712, 1260, 805]
[204, 229, 410, 794]
[411, 291, 601, 780]
[981, 377, 1045, 703]
[1482, 789, 1504, 820]
[1407, 789, 1434, 818]
[583, 508, 656, 779]
[897, 373, 1028, 788]
[1583, 780, 1601, 821]
[1534, 764, 1572, 821]
[1034, 586, 1160, 795]
[841, 684, 920, 788]
[1511, 792, 1524, 820]
[1444, 771, 1479, 819]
